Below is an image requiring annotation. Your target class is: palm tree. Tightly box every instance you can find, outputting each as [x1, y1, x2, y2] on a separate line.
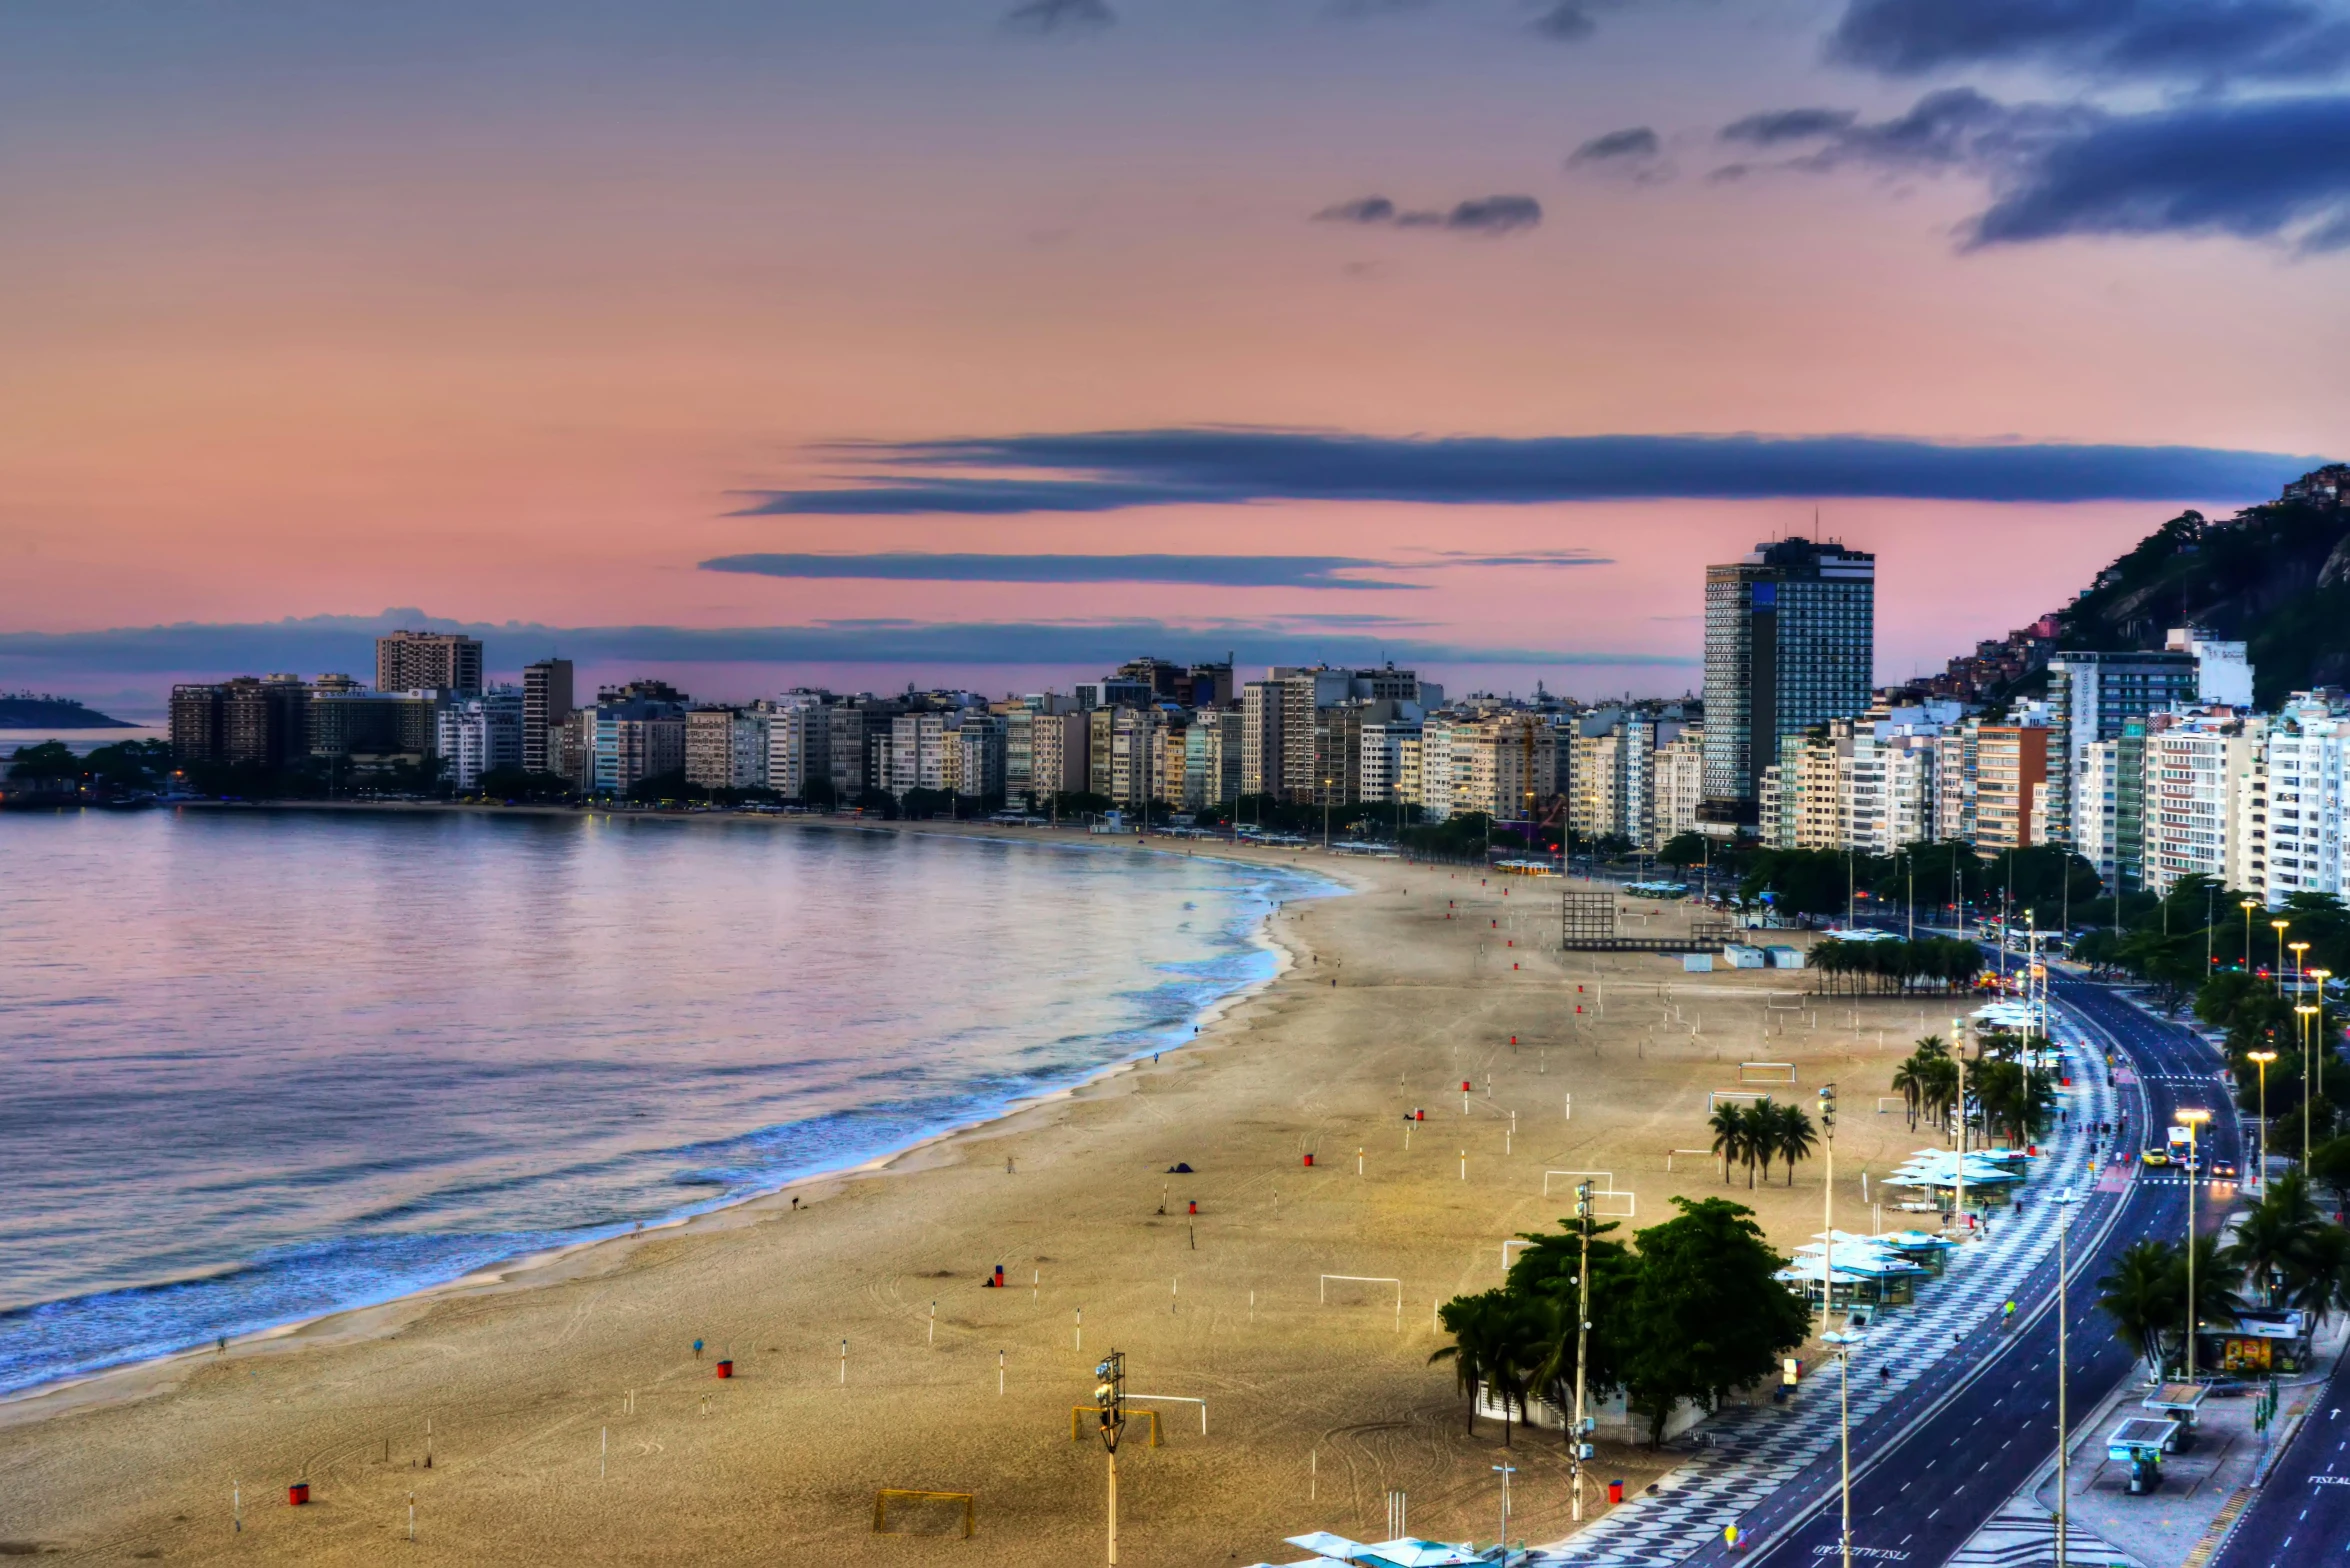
[2227, 1171, 2327, 1310]
[1431, 1290, 1547, 1444]
[1891, 1058, 1925, 1131]
[1707, 1102, 1748, 1186]
[2099, 1239, 2180, 1379]
[1918, 1057, 1960, 1146]
[2175, 1234, 2248, 1355]
[1769, 1102, 1819, 1186]
[1742, 1100, 1773, 1187]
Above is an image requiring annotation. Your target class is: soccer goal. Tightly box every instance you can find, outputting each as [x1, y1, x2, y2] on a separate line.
[1591, 1190, 1636, 1218]
[1876, 1097, 1907, 1115]
[1543, 1169, 1617, 1196]
[1069, 1407, 1161, 1447]
[1664, 1148, 1725, 1175]
[1707, 1090, 1771, 1111]
[1739, 1061, 1798, 1086]
[1321, 1274, 1405, 1328]
[873, 1489, 976, 1537]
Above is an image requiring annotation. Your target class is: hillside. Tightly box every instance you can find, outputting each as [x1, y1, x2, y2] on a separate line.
[0, 693, 135, 729]
[2053, 464, 2350, 706]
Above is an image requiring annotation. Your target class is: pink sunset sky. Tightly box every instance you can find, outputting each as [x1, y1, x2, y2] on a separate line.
[3, 0, 2344, 710]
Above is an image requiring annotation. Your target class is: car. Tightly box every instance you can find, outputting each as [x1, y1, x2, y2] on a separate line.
[2142, 1147, 2171, 1166]
[2208, 1159, 2239, 1180]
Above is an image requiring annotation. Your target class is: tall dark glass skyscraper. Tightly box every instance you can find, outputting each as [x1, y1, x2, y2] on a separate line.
[1699, 537, 1875, 829]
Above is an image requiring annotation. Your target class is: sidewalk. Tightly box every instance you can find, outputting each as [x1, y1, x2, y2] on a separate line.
[1533, 1025, 2118, 1567]
[1939, 1314, 2350, 1568]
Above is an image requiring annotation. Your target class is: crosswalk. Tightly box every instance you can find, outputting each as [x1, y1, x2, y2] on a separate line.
[1944, 1494, 2138, 1568]
[1529, 1030, 2118, 1568]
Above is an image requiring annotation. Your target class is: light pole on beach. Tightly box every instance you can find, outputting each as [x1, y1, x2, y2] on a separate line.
[1570, 1181, 1595, 1523]
[1093, 1351, 1126, 1567]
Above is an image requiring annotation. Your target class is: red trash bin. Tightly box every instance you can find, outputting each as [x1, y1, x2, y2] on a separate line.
[1302, 1153, 1314, 1167]
[288, 1482, 310, 1506]
[1608, 1480, 1625, 1505]
[715, 1359, 734, 1379]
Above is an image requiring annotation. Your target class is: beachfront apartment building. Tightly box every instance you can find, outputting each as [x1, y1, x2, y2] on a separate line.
[2258, 693, 2350, 904]
[1028, 709, 1087, 802]
[956, 714, 1006, 799]
[589, 693, 688, 796]
[686, 706, 771, 793]
[1652, 724, 1705, 848]
[375, 630, 484, 698]
[521, 659, 574, 775]
[764, 695, 830, 801]
[2142, 708, 2267, 895]
[437, 686, 525, 792]
[1358, 712, 1423, 805]
[1699, 537, 1875, 831]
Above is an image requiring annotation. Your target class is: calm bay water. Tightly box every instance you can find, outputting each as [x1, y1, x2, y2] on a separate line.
[0, 810, 1325, 1395]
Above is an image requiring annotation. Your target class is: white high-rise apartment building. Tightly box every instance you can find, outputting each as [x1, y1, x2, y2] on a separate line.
[2143, 709, 2267, 895]
[2259, 694, 2350, 904]
[1651, 726, 1705, 849]
[766, 696, 829, 800]
[1359, 714, 1423, 805]
[437, 686, 524, 792]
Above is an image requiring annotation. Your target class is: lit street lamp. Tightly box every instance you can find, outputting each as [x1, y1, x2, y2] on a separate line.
[2247, 1050, 2276, 1191]
[2053, 1186, 2080, 1568]
[2272, 919, 2291, 993]
[2241, 898, 2260, 972]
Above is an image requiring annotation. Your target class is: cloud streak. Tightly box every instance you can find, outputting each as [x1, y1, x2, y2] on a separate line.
[1828, 0, 2350, 83]
[1002, 0, 1115, 33]
[733, 427, 2318, 515]
[698, 551, 1614, 587]
[700, 552, 1426, 589]
[0, 610, 1688, 679]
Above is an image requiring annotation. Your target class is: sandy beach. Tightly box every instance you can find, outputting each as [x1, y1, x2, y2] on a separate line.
[0, 824, 1966, 1563]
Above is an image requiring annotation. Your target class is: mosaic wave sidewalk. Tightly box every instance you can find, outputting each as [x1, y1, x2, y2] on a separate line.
[1531, 1023, 2120, 1568]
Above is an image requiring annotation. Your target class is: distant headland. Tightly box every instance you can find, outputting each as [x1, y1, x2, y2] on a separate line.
[0, 693, 137, 729]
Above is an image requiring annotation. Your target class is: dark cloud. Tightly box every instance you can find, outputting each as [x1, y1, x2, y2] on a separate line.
[1309, 193, 1542, 235]
[733, 427, 2316, 515]
[1002, 0, 1114, 34]
[1828, 0, 2350, 82]
[0, 610, 1674, 682]
[1569, 126, 1663, 164]
[1719, 107, 1862, 145]
[699, 553, 1426, 589]
[1444, 194, 1544, 232]
[1727, 86, 2350, 252]
[1532, 1, 1600, 39]
[1968, 93, 2350, 250]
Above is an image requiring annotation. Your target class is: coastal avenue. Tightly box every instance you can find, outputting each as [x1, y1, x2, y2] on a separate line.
[1671, 976, 2236, 1568]
[2213, 1330, 2350, 1558]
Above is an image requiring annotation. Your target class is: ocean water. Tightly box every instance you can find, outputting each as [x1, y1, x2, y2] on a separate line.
[0, 810, 1328, 1395]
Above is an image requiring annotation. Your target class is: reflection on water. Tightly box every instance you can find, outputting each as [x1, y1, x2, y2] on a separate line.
[0, 810, 1324, 1393]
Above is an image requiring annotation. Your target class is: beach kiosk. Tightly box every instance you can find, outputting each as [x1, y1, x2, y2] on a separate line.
[2141, 1383, 2208, 1451]
[2106, 1415, 2181, 1494]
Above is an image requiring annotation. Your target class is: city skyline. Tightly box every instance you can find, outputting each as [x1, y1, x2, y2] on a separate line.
[4, 2, 2342, 709]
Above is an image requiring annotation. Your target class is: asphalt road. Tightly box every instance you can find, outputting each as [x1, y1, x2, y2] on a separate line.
[2210, 1309, 2350, 1563]
[1674, 976, 2238, 1568]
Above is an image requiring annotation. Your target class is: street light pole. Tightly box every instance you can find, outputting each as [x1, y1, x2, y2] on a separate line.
[2242, 898, 2258, 971]
[1093, 1351, 1127, 1567]
[1493, 1463, 1516, 1557]
[2247, 1051, 2275, 1193]
[2177, 1110, 2210, 1385]
[2315, 971, 2334, 1133]
[2054, 1186, 2078, 1568]
[2298, 1006, 2319, 1161]
[2273, 919, 2291, 994]
[1571, 1181, 1594, 1523]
